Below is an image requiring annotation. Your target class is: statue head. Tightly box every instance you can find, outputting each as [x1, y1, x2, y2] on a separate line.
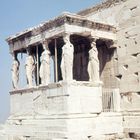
[91, 41, 96, 48]
[63, 33, 70, 44]
[12, 52, 17, 61]
[42, 39, 49, 51]
[26, 48, 30, 55]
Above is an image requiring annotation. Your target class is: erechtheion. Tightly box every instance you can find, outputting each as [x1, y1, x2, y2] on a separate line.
[0, 0, 140, 139]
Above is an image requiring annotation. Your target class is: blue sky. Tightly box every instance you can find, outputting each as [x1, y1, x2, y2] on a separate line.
[0, 0, 101, 123]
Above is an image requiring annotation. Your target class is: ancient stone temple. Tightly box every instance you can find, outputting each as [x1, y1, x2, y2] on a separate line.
[1, 0, 140, 139]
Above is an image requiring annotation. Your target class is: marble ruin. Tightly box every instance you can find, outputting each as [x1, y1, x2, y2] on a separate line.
[0, 0, 140, 139]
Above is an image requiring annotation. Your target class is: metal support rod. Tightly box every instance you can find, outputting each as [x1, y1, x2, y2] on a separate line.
[54, 38, 58, 82]
[36, 45, 39, 85]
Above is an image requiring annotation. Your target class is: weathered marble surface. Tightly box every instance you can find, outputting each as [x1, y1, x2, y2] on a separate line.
[9, 82, 102, 117]
[0, 124, 8, 140]
[85, 0, 140, 137]
[3, 0, 140, 139]
[4, 82, 122, 140]
[86, 0, 140, 93]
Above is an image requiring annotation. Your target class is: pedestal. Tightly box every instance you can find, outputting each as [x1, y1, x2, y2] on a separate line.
[5, 81, 123, 140]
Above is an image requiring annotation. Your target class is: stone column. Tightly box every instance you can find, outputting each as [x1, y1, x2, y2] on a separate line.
[61, 33, 74, 81]
[39, 40, 50, 85]
[25, 49, 35, 87]
[88, 37, 100, 82]
[11, 52, 20, 89]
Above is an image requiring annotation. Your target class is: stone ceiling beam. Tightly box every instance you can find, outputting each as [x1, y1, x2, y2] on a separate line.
[6, 13, 116, 53]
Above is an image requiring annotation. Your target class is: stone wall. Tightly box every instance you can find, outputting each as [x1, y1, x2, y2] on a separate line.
[9, 82, 102, 117]
[6, 82, 124, 139]
[3, 0, 140, 139]
[80, 0, 140, 135]
[97, 42, 118, 89]
[81, 0, 140, 93]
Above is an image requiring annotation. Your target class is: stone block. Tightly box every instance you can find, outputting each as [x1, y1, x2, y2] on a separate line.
[118, 15, 135, 29]
[66, 117, 96, 138]
[121, 93, 140, 112]
[0, 124, 8, 140]
[88, 135, 105, 140]
[134, 34, 140, 46]
[118, 65, 127, 75]
[118, 60, 138, 76]
[119, 73, 140, 92]
[95, 113, 123, 135]
[133, 16, 140, 25]
[118, 55, 137, 65]
[88, 3, 122, 26]
[67, 85, 102, 114]
[115, 132, 125, 139]
[125, 25, 140, 37]
[124, 0, 140, 10]
[131, 7, 140, 17]
[117, 47, 127, 57]
[127, 62, 140, 74]
[117, 31, 126, 43]
[127, 44, 140, 56]
[10, 82, 103, 117]
[123, 114, 140, 135]
[0, 135, 8, 140]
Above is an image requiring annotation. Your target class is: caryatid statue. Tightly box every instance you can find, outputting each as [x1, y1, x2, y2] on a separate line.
[39, 40, 50, 85]
[88, 38, 100, 82]
[61, 33, 74, 81]
[11, 53, 20, 89]
[25, 49, 35, 87]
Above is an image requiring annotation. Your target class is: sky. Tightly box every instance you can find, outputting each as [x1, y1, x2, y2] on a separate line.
[0, 0, 102, 123]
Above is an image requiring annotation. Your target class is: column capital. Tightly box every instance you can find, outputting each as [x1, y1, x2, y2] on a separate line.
[62, 32, 71, 37]
[89, 36, 98, 42]
[89, 31, 99, 42]
[63, 33, 71, 45]
[88, 35, 100, 83]
[26, 47, 31, 55]
[41, 39, 51, 51]
[11, 51, 16, 57]
[41, 38, 48, 45]
[89, 37, 97, 48]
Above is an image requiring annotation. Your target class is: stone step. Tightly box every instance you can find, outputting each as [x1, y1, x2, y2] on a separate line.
[6, 124, 67, 132]
[8, 118, 67, 127]
[116, 138, 136, 140]
[5, 124, 67, 139]
[7, 131, 67, 139]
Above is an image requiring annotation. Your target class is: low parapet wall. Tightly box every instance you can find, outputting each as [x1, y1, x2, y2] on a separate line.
[4, 81, 123, 139]
[9, 81, 103, 117]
